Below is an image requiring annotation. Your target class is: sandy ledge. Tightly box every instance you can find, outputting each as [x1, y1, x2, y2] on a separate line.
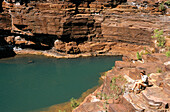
[14, 49, 123, 59]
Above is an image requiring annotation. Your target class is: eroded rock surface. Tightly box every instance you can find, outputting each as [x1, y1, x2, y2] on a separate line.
[0, 0, 169, 59]
[0, 0, 170, 111]
[74, 53, 170, 112]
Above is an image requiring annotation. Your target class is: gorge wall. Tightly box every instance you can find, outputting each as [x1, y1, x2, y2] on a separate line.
[0, 0, 170, 111]
[0, 14, 15, 58]
[0, 0, 169, 58]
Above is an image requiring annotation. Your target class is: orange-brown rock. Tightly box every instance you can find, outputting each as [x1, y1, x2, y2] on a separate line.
[78, 42, 92, 53]
[4, 36, 15, 44]
[65, 42, 80, 54]
[74, 53, 170, 112]
[54, 40, 66, 52]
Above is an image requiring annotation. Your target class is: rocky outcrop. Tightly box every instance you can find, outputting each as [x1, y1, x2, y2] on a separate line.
[74, 53, 170, 112]
[0, 0, 169, 111]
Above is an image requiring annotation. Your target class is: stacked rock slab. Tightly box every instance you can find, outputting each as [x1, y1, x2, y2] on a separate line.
[73, 53, 170, 112]
[1, 0, 170, 56]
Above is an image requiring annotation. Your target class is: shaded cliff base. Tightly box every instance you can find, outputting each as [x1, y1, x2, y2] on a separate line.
[73, 53, 170, 112]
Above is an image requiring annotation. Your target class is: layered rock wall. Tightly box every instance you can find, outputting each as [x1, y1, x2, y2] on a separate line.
[0, 0, 169, 58]
[74, 53, 170, 112]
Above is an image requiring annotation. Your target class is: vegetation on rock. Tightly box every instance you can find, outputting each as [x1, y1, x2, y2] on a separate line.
[110, 75, 126, 100]
[70, 97, 79, 109]
[158, 3, 166, 12]
[58, 110, 66, 112]
[156, 68, 162, 73]
[165, 0, 170, 7]
[136, 51, 142, 60]
[165, 50, 170, 57]
[152, 29, 165, 47]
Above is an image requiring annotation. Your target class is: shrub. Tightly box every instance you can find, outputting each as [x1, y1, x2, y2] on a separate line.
[152, 29, 165, 47]
[70, 97, 79, 109]
[59, 110, 66, 112]
[159, 3, 166, 11]
[164, 0, 170, 6]
[157, 68, 162, 73]
[165, 51, 170, 57]
[136, 52, 142, 60]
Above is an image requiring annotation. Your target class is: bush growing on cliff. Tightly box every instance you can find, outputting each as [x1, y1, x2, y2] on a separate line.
[70, 97, 79, 109]
[110, 76, 126, 100]
[165, 51, 170, 57]
[165, 0, 170, 7]
[156, 68, 162, 73]
[59, 110, 66, 112]
[136, 52, 142, 60]
[159, 3, 166, 12]
[152, 29, 165, 47]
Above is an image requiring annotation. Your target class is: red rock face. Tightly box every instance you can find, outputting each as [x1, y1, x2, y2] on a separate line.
[0, 0, 169, 56]
[74, 53, 170, 112]
[0, 14, 11, 30]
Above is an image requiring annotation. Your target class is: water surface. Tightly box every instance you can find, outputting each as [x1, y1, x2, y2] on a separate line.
[0, 55, 122, 112]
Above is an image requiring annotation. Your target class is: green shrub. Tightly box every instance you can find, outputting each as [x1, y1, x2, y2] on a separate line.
[152, 29, 165, 47]
[164, 0, 170, 7]
[136, 52, 142, 60]
[59, 110, 66, 112]
[157, 68, 162, 73]
[165, 51, 170, 57]
[159, 3, 166, 11]
[70, 97, 79, 109]
[165, 0, 170, 6]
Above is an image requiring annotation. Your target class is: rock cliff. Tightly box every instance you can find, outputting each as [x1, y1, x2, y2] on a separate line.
[73, 53, 170, 112]
[0, 0, 169, 59]
[0, 0, 170, 111]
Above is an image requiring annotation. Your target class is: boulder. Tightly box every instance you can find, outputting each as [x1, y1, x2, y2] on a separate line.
[54, 40, 66, 52]
[4, 36, 15, 44]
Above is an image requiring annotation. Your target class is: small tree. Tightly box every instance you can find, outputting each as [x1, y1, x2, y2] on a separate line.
[70, 97, 79, 109]
[152, 29, 165, 47]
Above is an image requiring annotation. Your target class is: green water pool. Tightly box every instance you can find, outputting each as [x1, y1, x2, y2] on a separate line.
[0, 55, 122, 112]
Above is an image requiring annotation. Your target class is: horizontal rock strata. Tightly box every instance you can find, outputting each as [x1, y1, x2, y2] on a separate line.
[0, 0, 170, 111]
[74, 53, 170, 112]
